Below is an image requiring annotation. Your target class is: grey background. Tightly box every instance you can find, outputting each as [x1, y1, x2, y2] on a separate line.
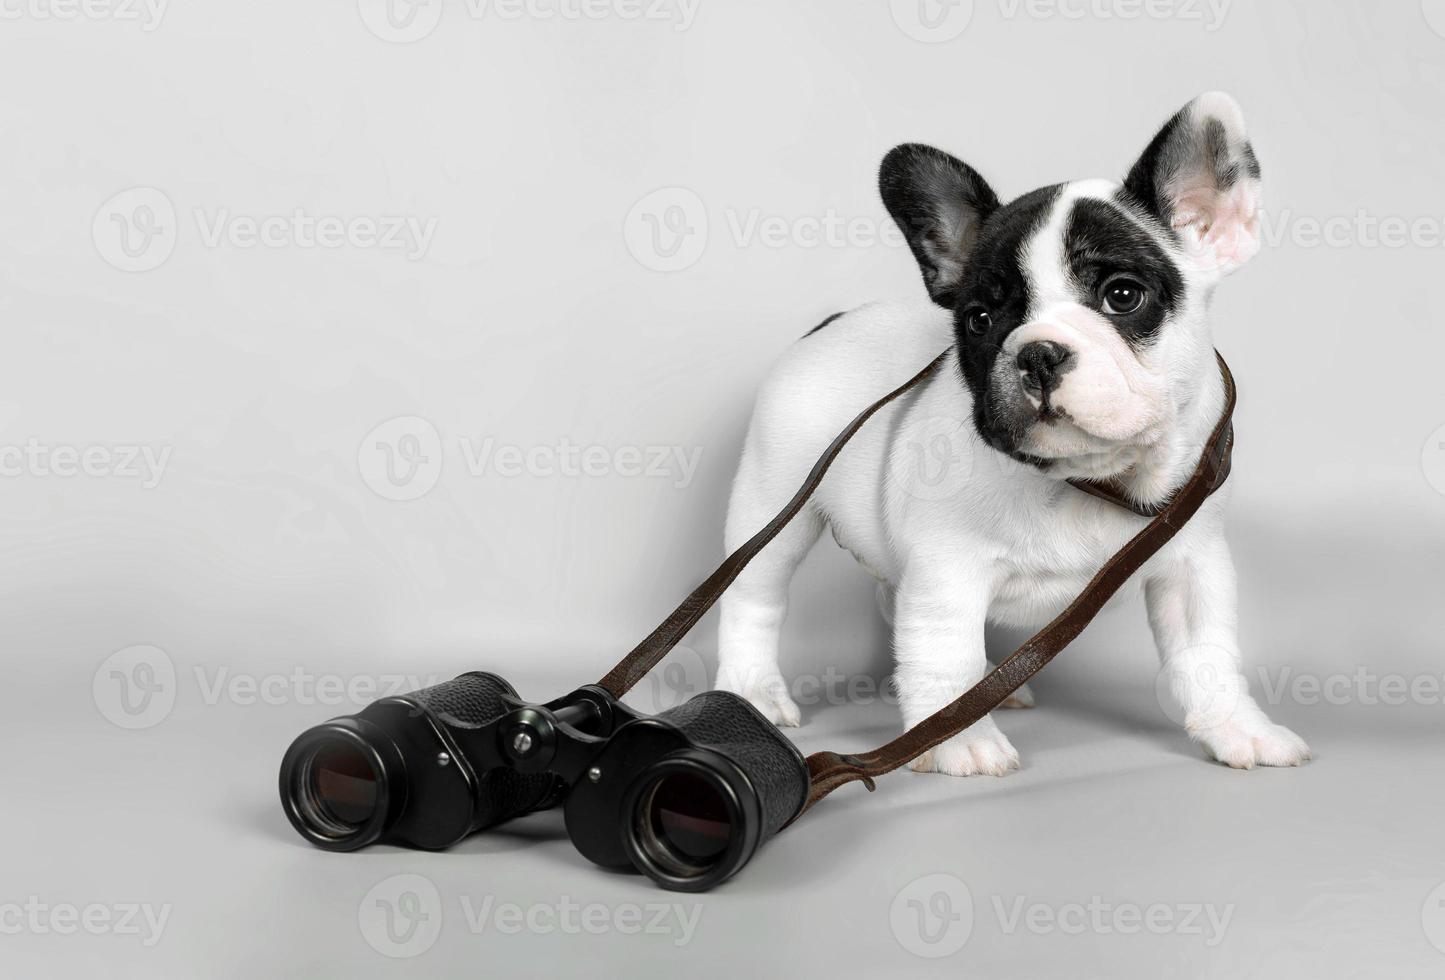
[2, 0, 1443, 977]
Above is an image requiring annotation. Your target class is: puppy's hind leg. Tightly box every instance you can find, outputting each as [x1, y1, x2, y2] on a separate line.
[715, 451, 823, 727]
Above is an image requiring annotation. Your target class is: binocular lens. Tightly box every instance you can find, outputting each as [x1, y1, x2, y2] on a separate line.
[308, 743, 379, 829]
[638, 772, 734, 875]
[291, 738, 382, 840]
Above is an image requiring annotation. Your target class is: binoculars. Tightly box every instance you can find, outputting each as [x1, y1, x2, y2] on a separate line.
[279, 671, 809, 892]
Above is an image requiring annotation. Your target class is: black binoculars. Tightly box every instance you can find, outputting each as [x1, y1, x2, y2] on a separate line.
[279, 671, 809, 891]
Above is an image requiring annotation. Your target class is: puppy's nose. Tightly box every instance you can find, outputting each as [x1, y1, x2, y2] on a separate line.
[1016, 341, 1071, 396]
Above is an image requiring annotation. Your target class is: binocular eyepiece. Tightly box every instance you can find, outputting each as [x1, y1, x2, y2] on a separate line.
[283, 717, 399, 847]
[278, 672, 809, 891]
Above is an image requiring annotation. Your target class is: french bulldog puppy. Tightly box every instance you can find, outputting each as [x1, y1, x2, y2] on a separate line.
[715, 93, 1310, 775]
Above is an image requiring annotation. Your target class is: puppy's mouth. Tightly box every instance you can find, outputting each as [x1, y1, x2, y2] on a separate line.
[977, 385, 1150, 481]
[1025, 380, 1069, 424]
[1024, 415, 1126, 460]
[1014, 365, 1167, 452]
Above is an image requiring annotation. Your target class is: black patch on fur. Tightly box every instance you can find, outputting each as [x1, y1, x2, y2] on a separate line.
[1063, 198, 1184, 348]
[801, 310, 847, 339]
[948, 184, 1064, 464]
[1203, 118, 1261, 185]
[879, 144, 1001, 308]
[1121, 106, 1188, 225]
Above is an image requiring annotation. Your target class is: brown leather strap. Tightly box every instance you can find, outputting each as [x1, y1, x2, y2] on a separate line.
[598, 349, 953, 697]
[599, 348, 1236, 814]
[1064, 474, 1169, 519]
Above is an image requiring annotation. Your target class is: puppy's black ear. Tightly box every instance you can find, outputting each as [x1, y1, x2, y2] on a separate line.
[1122, 91, 1263, 278]
[880, 144, 999, 308]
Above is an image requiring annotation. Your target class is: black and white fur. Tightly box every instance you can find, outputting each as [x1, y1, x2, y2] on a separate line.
[715, 93, 1310, 774]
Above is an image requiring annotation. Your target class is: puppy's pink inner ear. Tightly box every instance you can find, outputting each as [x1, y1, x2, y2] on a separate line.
[1168, 177, 1262, 276]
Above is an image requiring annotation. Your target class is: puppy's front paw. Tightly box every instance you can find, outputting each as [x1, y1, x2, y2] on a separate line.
[1192, 717, 1311, 769]
[909, 718, 1020, 776]
[715, 666, 802, 728]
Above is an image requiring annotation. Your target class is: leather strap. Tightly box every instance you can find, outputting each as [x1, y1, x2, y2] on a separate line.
[599, 347, 1236, 814]
[1065, 474, 1170, 519]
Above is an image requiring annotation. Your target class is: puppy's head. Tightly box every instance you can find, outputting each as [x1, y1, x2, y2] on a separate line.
[881, 92, 1261, 482]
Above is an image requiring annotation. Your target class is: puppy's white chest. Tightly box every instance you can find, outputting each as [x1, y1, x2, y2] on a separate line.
[989, 551, 1129, 627]
[980, 501, 1143, 628]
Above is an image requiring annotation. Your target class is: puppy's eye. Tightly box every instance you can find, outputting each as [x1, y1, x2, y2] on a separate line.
[963, 308, 992, 336]
[1102, 278, 1147, 316]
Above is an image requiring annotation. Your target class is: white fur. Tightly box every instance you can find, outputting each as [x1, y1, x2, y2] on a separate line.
[715, 178, 1309, 775]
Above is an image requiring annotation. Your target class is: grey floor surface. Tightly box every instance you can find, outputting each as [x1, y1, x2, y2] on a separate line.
[4, 661, 1441, 979]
